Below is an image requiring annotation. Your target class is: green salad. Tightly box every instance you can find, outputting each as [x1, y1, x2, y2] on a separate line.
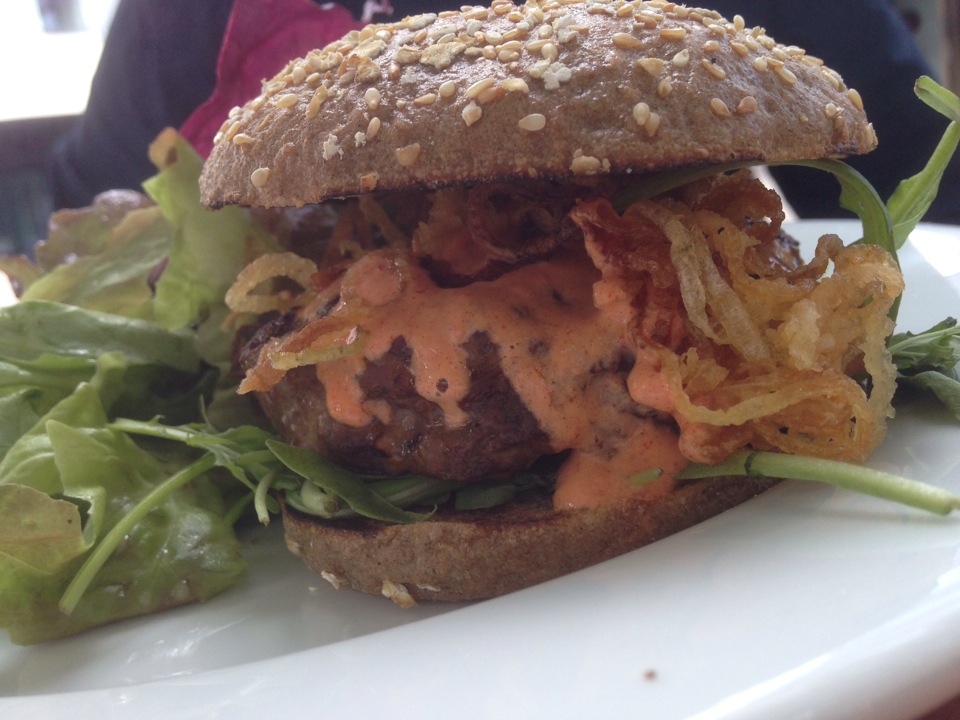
[1, 78, 958, 645]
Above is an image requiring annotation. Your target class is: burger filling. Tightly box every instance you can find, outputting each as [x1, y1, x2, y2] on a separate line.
[228, 171, 903, 510]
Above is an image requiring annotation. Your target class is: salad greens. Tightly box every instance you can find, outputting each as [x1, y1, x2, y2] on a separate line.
[1, 80, 960, 645]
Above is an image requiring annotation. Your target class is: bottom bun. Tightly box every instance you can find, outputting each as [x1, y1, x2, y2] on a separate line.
[281, 476, 775, 605]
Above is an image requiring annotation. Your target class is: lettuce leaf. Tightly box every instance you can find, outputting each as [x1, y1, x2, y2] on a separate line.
[0, 131, 256, 645]
[0, 363, 245, 645]
[144, 129, 258, 331]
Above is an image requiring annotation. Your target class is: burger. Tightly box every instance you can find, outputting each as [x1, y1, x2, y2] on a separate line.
[197, 0, 901, 605]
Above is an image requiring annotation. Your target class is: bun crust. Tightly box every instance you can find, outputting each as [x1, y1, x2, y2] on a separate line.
[200, 0, 877, 209]
[281, 476, 775, 603]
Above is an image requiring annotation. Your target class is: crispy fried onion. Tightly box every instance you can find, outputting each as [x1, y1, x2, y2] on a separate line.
[413, 185, 569, 279]
[225, 252, 320, 315]
[226, 251, 368, 394]
[237, 317, 366, 394]
[571, 173, 904, 464]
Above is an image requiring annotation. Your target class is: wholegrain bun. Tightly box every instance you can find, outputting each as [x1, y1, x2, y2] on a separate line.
[203, 1, 883, 605]
[199, 0, 876, 208]
[282, 476, 776, 604]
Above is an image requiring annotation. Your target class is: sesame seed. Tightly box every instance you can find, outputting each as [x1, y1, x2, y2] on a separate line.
[660, 26, 687, 41]
[632, 101, 650, 126]
[846, 88, 864, 111]
[635, 10, 661, 27]
[774, 65, 798, 85]
[465, 77, 496, 99]
[439, 80, 458, 98]
[821, 67, 844, 90]
[702, 58, 726, 79]
[541, 41, 559, 61]
[503, 77, 530, 93]
[733, 14, 746, 31]
[232, 133, 254, 145]
[224, 120, 241, 142]
[395, 143, 422, 167]
[462, 101, 483, 125]
[637, 57, 665, 76]
[251, 167, 271, 188]
[526, 38, 550, 52]
[613, 32, 643, 49]
[710, 97, 731, 117]
[503, 26, 529, 41]
[753, 56, 768, 72]
[657, 76, 672, 97]
[367, 116, 381, 140]
[571, 153, 603, 174]
[730, 41, 749, 57]
[644, 111, 661, 137]
[477, 85, 504, 104]
[305, 86, 329, 119]
[364, 87, 382, 110]
[824, 102, 839, 118]
[276, 93, 299, 108]
[671, 48, 690, 67]
[498, 49, 521, 62]
[736, 96, 757, 114]
[518, 113, 547, 131]
[703, 39, 720, 53]
[414, 92, 438, 106]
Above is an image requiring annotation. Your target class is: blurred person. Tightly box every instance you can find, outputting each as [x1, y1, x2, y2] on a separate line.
[49, 0, 959, 224]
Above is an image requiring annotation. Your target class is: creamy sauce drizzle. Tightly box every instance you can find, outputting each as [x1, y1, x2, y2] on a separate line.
[309, 246, 687, 508]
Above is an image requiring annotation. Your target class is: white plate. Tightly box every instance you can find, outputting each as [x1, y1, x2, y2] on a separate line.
[2, 220, 959, 720]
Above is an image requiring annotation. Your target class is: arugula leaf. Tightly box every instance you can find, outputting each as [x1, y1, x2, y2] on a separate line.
[0, 381, 245, 645]
[886, 76, 960, 248]
[887, 319, 960, 420]
[888, 318, 960, 371]
[268, 440, 441, 524]
[677, 450, 960, 516]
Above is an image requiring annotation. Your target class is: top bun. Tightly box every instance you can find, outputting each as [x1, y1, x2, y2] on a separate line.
[199, 0, 877, 208]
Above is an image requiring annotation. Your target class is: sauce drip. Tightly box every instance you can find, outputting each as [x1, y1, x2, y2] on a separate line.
[309, 245, 687, 508]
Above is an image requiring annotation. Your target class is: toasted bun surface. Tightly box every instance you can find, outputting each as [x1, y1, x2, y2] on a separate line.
[200, 0, 876, 208]
[282, 476, 776, 603]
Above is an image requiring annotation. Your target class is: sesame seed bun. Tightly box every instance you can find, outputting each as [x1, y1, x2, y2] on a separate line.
[199, 0, 876, 209]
